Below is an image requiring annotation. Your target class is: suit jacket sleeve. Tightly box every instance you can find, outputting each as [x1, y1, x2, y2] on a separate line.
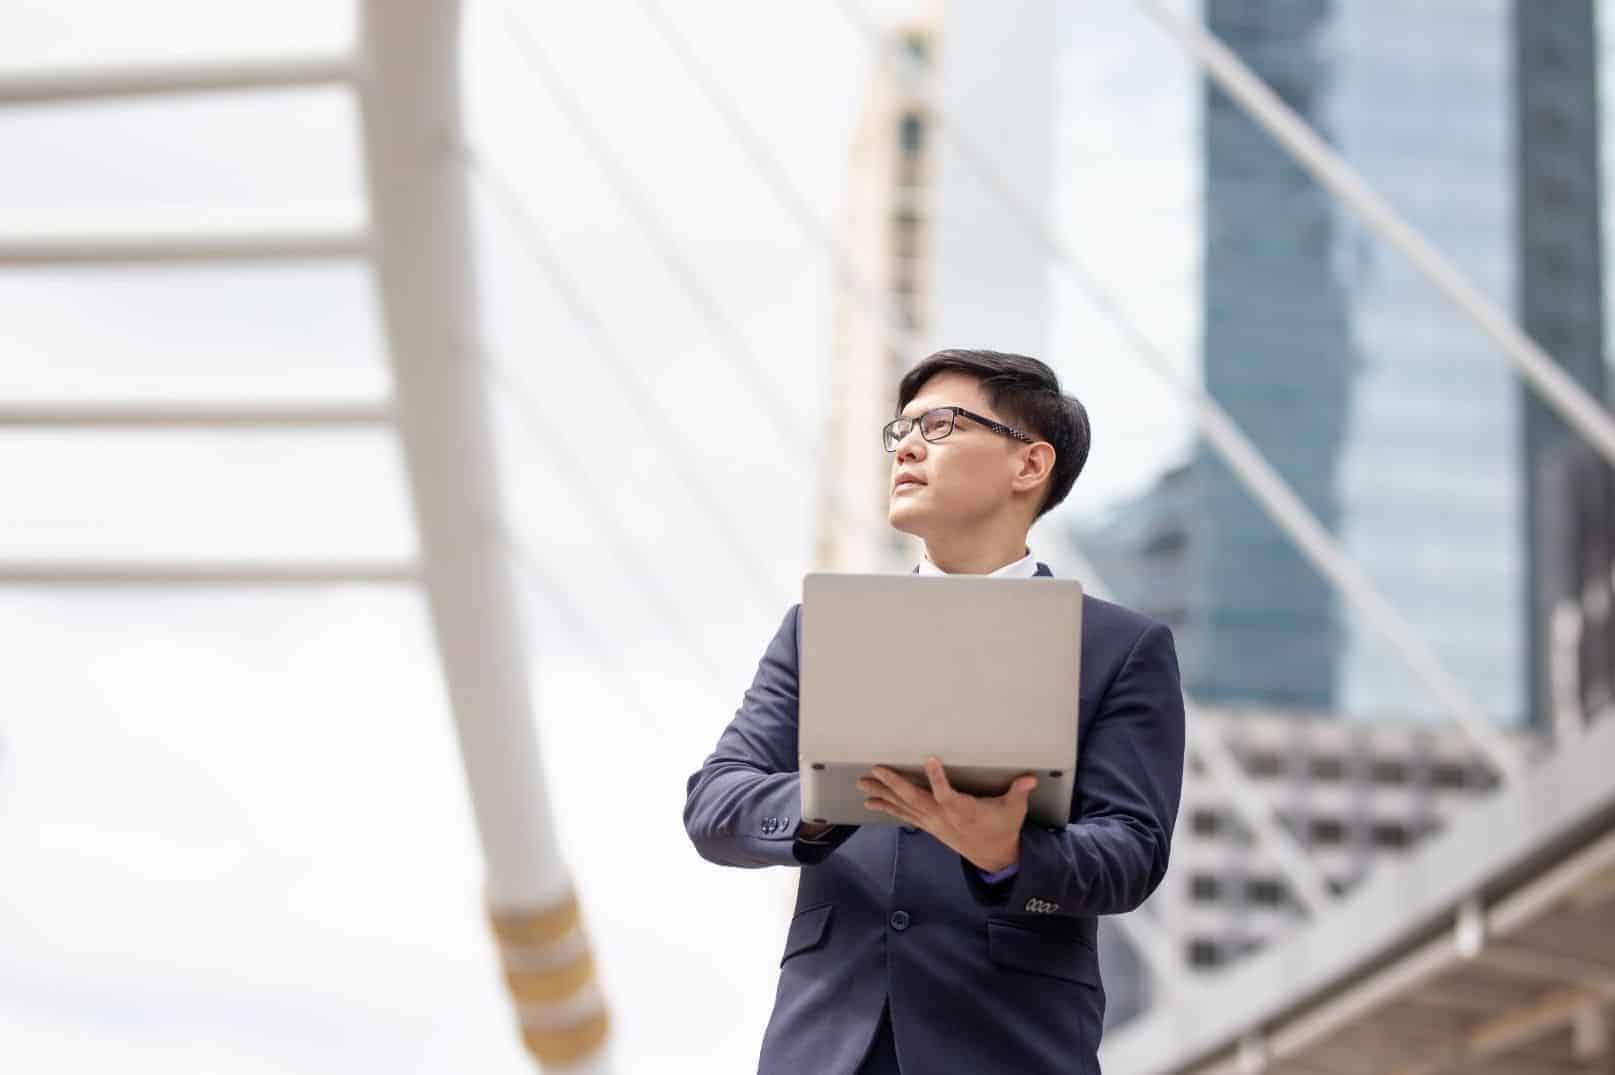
[684, 604, 857, 868]
[963, 620, 1185, 916]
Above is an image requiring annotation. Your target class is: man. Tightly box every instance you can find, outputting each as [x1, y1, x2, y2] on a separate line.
[684, 350, 1185, 1074]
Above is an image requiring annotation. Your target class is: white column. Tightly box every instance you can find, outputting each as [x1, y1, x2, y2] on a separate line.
[355, 3, 610, 1070]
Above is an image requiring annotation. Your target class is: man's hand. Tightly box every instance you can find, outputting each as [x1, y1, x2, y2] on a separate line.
[859, 757, 1036, 874]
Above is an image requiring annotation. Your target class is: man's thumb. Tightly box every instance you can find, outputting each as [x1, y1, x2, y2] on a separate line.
[1013, 775, 1038, 798]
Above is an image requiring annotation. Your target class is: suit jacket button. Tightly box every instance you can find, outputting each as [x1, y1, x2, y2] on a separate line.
[900, 825, 918, 835]
[889, 910, 911, 932]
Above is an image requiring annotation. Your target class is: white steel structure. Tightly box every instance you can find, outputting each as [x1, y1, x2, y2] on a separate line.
[0, 2, 609, 1071]
[356, 3, 608, 1070]
[1101, 715, 1615, 1075]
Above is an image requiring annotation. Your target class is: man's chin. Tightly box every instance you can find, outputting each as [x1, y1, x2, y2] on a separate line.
[887, 501, 927, 537]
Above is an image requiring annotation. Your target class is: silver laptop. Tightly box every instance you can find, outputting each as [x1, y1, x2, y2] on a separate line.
[798, 572, 1083, 829]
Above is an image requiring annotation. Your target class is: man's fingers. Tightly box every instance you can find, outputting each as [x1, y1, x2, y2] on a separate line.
[925, 757, 959, 803]
[1012, 775, 1038, 798]
[865, 797, 918, 824]
[867, 766, 926, 807]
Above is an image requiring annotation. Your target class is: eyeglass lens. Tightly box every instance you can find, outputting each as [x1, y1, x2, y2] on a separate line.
[884, 408, 955, 451]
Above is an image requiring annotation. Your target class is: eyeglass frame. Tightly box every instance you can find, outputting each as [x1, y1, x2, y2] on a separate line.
[882, 405, 1037, 453]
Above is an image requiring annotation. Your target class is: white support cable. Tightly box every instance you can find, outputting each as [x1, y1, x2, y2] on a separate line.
[464, 150, 787, 618]
[630, 0, 924, 364]
[0, 227, 368, 266]
[0, 560, 417, 585]
[835, 0, 1525, 787]
[496, 10, 861, 532]
[0, 401, 390, 429]
[0, 53, 353, 105]
[481, 357, 730, 690]
[1138, 0, 1615, 471]
[500, 9, 810, 447]
[633, 0, 1329, 957]
[505, 535, 693, 753]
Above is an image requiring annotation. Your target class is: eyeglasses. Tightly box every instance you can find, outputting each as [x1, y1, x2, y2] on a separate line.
[883, 405, 1035, 453]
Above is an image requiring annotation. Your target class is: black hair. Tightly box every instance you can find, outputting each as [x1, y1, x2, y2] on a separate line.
[895, 348, 1090, 519]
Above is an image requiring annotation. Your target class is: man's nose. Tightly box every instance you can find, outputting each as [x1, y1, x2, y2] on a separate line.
[895, 428, 926, 465]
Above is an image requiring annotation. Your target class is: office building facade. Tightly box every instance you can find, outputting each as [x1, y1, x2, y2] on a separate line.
[814, 9, 939, 574]
[1190, 0, 1356, 712]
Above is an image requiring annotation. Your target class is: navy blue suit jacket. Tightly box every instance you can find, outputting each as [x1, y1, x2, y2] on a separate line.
[684, 565, 1185, 1074]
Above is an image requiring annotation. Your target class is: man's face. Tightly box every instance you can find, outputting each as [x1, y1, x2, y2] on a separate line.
[887, 371, 1030, 538]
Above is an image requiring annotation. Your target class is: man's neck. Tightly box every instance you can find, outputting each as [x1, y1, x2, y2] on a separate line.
[921, 535, 1032, 576]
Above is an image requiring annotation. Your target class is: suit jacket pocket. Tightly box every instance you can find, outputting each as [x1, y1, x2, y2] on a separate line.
[987, 919, 1100, 987]
[780, 903, 833, 966]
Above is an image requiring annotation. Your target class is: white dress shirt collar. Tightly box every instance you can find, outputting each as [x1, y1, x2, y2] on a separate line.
[915, 548, 1039, 578]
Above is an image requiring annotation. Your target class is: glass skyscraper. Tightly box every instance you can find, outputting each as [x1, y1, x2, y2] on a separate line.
[1330, 0, 1523, 725]
[1190, 0, 1357, 711]
[1080, 0, 1609, 729]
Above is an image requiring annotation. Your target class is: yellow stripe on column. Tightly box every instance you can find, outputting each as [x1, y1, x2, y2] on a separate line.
[520, 1009, 610, 1068]
[490, 891, 609, 1068]
[490, 891, 582, 946]
[504, 950, 595, 1005]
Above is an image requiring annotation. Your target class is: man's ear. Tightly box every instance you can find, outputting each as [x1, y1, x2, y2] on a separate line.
[1012, 443, 1056, 497]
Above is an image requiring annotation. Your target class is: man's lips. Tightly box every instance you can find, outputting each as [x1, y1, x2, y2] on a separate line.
[892, 475, 926, 493]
